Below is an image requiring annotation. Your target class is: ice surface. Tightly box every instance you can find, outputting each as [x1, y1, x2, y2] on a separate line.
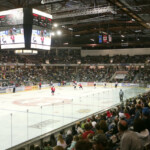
[0, 86, 148, 150]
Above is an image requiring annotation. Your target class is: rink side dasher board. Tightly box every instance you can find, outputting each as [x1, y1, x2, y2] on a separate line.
[0, 82, 149, 95]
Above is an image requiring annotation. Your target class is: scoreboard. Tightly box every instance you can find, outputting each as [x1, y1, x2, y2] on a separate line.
[32, 9, 52, 29]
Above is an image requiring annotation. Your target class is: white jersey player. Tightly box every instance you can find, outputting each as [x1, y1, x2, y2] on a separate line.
[73, 83, 77, 90]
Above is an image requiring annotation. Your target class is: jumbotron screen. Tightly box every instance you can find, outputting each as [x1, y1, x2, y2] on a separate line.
[0, 8, 23, 26]
[0, 8, 52, 50]
[0, 26, 25, 49]
[31, 25, 51, 50]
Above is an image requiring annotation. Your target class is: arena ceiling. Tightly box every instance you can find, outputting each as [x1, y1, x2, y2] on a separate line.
[0, 0, 150, 49]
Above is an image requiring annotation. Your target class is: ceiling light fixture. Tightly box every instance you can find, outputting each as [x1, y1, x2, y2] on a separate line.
[68, 28, 73, 31]
[90, 39, 95, 41]
[53, 23, 58, 27]
[57, 30, 62, 35]
[75, 35, 80, 37]
[41, 0, 63, 4]
[51, 32, 55, 36]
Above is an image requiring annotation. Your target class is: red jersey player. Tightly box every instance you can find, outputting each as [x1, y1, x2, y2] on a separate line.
[41, 36, 44, 44]
[79, 83, 83, 89]
[51, 86, 55, 95]
[11, 35, 15, 43]
[39, 82, 42, 90]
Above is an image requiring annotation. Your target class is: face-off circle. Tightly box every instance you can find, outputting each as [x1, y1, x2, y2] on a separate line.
[13, 97, 72, 106]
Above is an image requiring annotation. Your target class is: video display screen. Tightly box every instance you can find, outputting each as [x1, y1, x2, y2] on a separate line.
[31, 25, 51, 50]
[0, 8, 23, 26]
[32, 9, 52, 29]
[0, 26, 25, 49]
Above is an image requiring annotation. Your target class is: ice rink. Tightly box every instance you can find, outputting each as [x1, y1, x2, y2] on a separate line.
[0, 86, 148, 150]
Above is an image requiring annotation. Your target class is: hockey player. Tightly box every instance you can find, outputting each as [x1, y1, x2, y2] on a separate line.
[94, 82, 96, 89]
[104, 82, 107, 87]
[50, 81, 53, 87]
[119, 89, 124, 102]
[62, 81, 66, 86]
[39, 82, 42, 90]
[51, 86, 55, 96]
[115, 82, 118, 88]
[13, 84, 16, 93]
[79, 83, 83, 90]
[11, 34, 15, 43]
[73, 82, 77, 90]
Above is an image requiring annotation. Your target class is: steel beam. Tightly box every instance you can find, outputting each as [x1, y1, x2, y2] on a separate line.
[53, 6, 116, 19]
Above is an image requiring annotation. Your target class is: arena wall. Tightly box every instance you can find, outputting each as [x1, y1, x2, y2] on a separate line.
[81, 48, 150, 56]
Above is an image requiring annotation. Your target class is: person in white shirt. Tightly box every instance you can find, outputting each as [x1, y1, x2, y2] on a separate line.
[57, 134, 67, 149]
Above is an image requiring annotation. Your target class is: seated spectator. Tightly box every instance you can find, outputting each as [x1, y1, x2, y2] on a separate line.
[50, 134, 57, 147]
[99, 120, 108, 133]
[142, 107, 150, 132]
[92, 133, 110, 150]
[34, 145, 41, 150]
[30, 144, 35, 150]
[118, 120, 144, 150]
[75, 140, 93, 150]
[53, 146, 64, 150]
[72, 125, 78, 136]
[95, 123, 104, 134]
[43, 142, 53, 150]
[76, 122, 84, 134]
[66, 130, 73, 146]
[82, 123, 94, 139]
[67, 135, 79, 150]
[60, 129, 66, 140]
[133, 118, 150, 146]
[87, 133, 94, 142]
[57, 134, 67, 149]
